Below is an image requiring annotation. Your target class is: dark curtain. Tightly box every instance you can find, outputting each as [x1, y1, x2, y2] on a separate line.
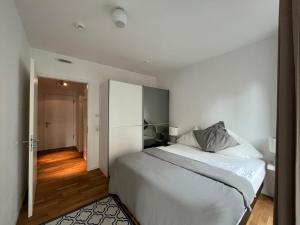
[275, 0, 299, 224]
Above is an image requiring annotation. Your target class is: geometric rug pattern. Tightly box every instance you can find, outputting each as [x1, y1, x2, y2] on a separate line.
[41, 195, 134, 225]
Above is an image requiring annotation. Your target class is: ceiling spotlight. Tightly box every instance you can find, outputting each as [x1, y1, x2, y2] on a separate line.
[73, 22, 86, 31]
[59, 80, 68, 87]
[112, 7, 127, 28]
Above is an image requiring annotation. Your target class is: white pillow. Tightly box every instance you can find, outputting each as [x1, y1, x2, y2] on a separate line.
[176, 130, 201, 149]
[216, 129, 263, 159]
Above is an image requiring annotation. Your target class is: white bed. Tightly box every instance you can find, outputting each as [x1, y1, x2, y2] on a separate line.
[158, 143, 265, 193]
[110, 132, 266, 225]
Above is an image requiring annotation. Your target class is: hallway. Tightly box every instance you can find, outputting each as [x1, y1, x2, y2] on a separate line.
[17, 148, 108, 225]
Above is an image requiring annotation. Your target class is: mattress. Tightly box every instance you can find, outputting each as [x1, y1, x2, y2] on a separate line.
[157, 144, 265, 193]
[110, 147, 257, 225]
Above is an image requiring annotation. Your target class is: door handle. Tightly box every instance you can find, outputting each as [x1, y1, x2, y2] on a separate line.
[23, 139, 40, 143]
[45, 121, 51, 128]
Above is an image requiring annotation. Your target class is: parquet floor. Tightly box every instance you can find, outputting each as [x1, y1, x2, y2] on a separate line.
[247, 195, 274, 225]
[16, 147, 273, 225]
[16, 148, 108, 225]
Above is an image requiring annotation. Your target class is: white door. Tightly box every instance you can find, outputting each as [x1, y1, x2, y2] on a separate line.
[44, 95, 75, 150]
[28, 58, 38, 217]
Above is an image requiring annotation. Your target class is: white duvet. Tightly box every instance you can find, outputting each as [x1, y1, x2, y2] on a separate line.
[157, 144, 265, 193]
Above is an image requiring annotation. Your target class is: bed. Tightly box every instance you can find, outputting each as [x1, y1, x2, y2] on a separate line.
[109, 142, 265, 225]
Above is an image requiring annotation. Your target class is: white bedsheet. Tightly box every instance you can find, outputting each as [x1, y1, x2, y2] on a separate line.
[157, 144, 265, 193]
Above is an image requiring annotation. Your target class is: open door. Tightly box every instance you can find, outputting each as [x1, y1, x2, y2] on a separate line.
[28, 58, 38, 217]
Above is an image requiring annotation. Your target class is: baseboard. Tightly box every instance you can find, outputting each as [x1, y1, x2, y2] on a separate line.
[87, 165, 99, 172]
[75, 146, 83, 152]
[37, 146, 78, 155]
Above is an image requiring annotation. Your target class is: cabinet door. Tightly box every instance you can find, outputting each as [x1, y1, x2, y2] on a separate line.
[109, 126, 143, 172]
[109, 80, 142, 128]
[143, 86, 169, 125]
[143, 86, 169, 148]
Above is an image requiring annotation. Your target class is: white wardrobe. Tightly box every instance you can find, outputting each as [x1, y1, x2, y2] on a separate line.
[99, 80, 143, 177]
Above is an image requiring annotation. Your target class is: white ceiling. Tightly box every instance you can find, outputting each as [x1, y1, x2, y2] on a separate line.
[16, 0, 279, 76]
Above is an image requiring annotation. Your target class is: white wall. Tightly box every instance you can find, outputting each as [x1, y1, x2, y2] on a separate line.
[158, 36, 277, 155]
[31, 48, 156, 170]
[0, 1, 30, 224]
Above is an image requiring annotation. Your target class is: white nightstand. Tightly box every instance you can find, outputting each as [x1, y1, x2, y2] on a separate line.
[267, 163, 275, 171]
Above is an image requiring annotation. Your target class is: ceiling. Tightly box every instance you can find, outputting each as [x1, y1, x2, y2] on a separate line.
[16, 0, 279, 76]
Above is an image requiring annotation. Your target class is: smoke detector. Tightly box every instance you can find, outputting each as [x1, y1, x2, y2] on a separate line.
[112, 7, 127, 28]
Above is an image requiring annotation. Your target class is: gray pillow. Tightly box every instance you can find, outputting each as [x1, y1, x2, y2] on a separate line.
[193, 121, 238, 152]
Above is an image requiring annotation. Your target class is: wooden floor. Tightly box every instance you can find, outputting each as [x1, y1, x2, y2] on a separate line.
[247, 195, 274, 225]
[16, 148, 273, 225]
[17, 148, 108, 225]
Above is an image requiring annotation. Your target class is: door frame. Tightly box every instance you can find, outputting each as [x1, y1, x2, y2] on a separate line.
[76, 95, 87, 158]
[43, 93, 76, 150]
[37, 73, 91, 170]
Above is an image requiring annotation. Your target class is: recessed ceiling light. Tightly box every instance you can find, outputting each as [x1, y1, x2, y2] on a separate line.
[73, 22, 86, 31]
[58, 80, 68, 87]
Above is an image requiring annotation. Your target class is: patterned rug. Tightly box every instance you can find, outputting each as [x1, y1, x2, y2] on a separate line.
[41, 195, 134, 225]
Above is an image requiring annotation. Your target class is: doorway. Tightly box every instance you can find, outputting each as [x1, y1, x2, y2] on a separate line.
[37, 77, 88, 156]
[20, 71, 109, 222]
[36, 77, 88, 184]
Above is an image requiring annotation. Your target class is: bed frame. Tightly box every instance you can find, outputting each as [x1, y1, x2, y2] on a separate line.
[117, 182, 264, 225]
[238, 182, 264, 225]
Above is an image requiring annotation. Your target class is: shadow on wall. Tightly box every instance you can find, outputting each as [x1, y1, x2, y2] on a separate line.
[17, 57, 30, 206]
